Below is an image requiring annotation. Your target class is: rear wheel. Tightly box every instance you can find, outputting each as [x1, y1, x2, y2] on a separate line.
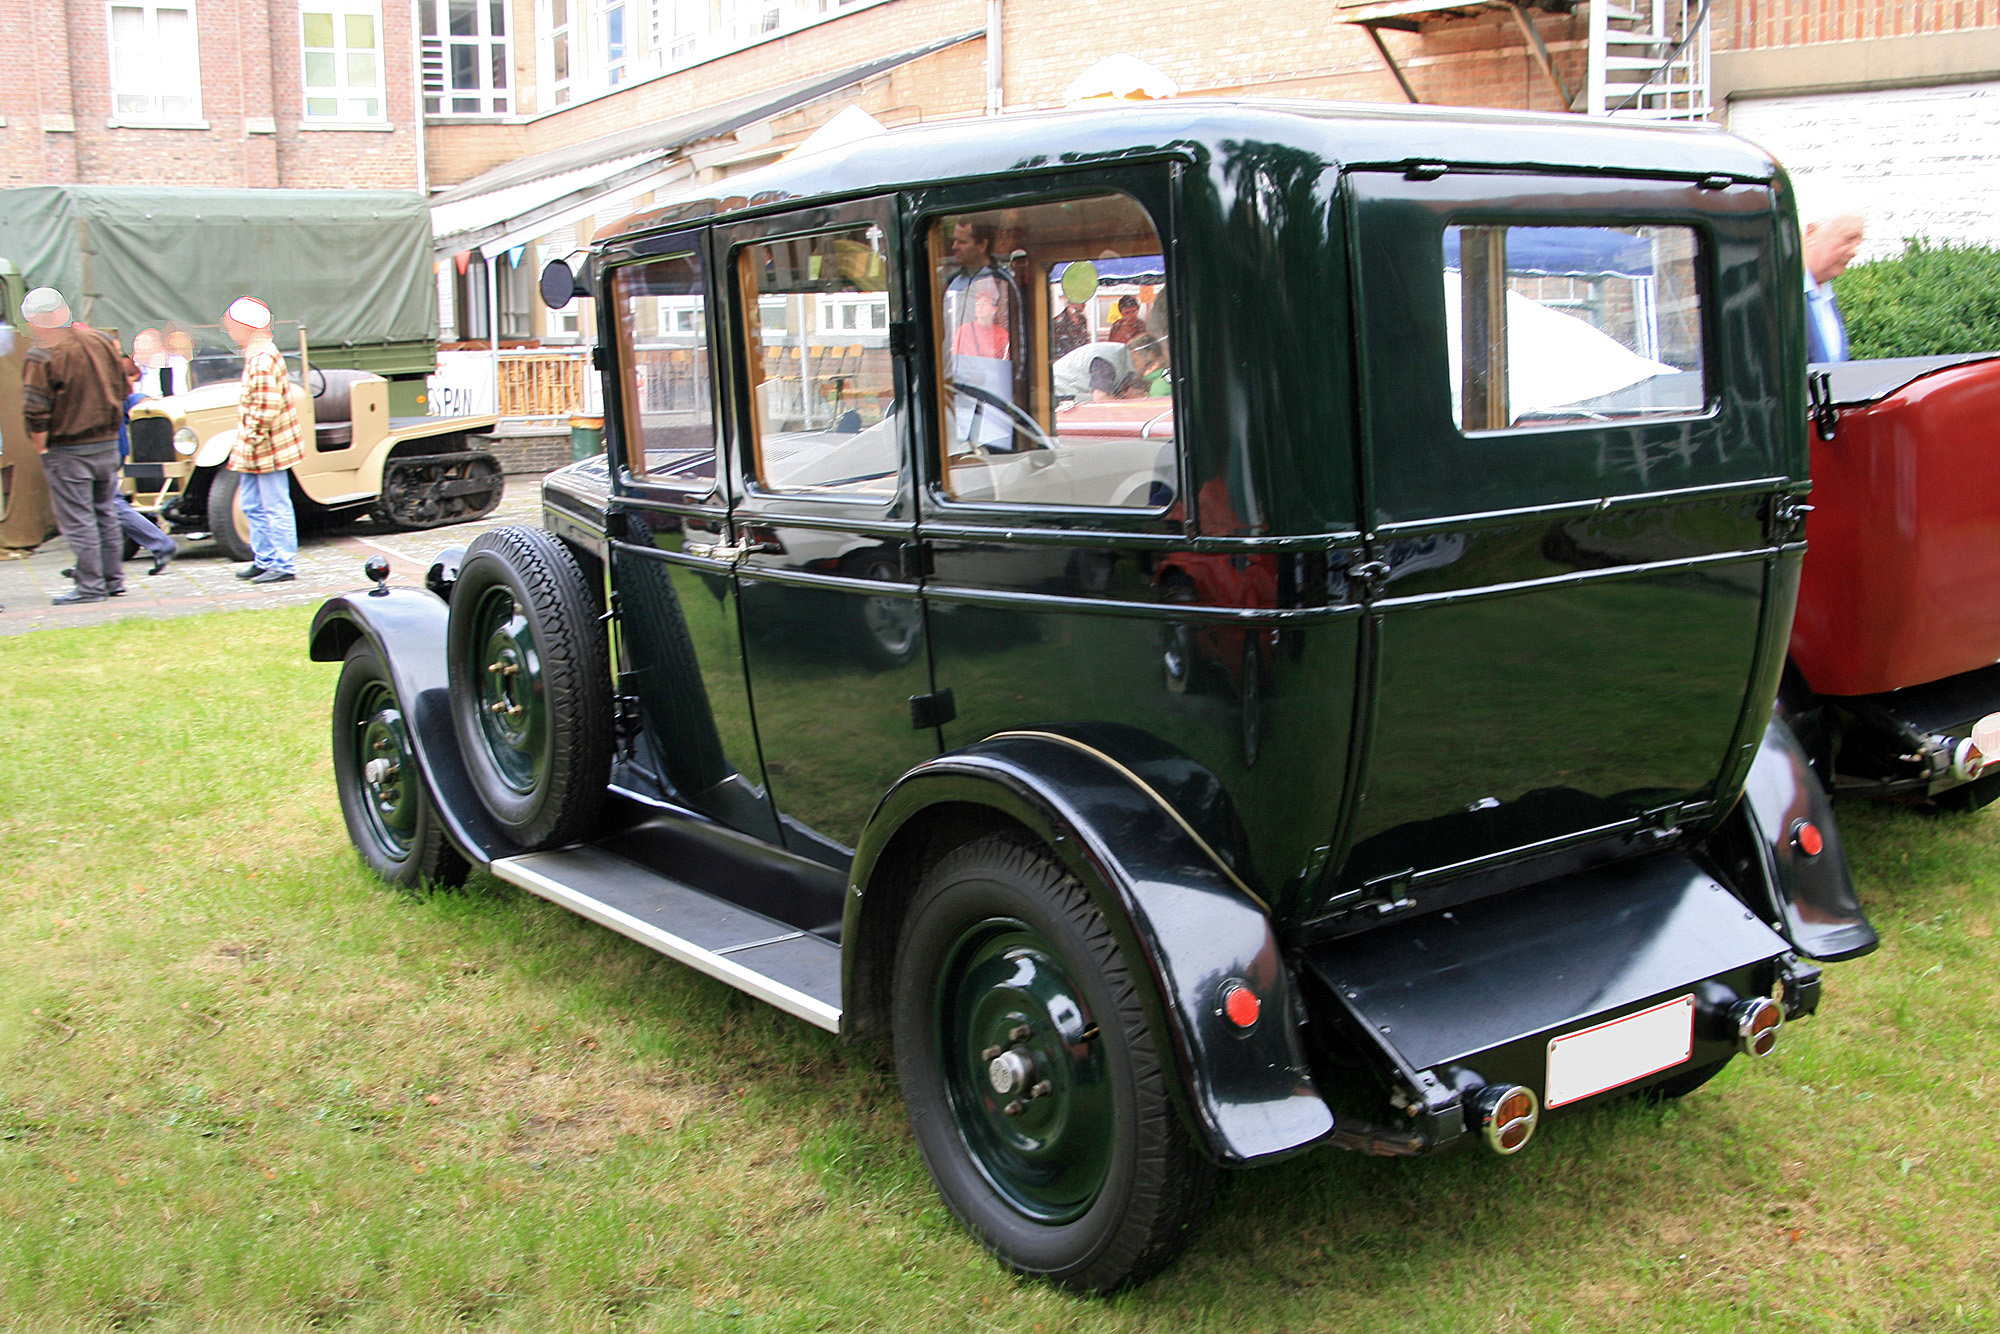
[446, 526, 612, 849]
[892, 834, 1216, 1293]
[332, 642, 468, 889]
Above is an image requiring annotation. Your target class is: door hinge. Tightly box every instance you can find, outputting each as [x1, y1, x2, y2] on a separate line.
[1765, 493, 1814, 545]
[900, 539, 934, 580]
[909, 688, 956, 730]
[1345, 558, 1391, 603]
[591, 343, 609, 371]
[888, 322, 913, 358]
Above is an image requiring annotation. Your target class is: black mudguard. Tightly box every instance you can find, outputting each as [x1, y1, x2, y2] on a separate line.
[1726, 716, 1877, 963]
[309, 590, 523, 867]
[847, 732, 1336, 1166]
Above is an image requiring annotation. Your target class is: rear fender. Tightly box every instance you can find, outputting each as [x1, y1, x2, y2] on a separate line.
[846, 732, 1335, 1166]
[1726, 715, 1877, 963]
[309, 589, 523, 867]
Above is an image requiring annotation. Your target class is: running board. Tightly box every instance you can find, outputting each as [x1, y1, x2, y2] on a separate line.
[488, 844, 843, 1032]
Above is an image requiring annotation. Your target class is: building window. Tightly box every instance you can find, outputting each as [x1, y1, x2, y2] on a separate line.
[421, 0, 512, 116]
[108, 2, 202, 123]
[303, 0, 385, 121]
[543, 0, 572, 106]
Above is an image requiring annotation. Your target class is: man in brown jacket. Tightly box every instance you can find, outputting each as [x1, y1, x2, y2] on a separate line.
[21, 287, 127, 604]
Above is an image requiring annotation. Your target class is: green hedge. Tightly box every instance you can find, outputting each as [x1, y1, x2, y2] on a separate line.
[1835, 238, 2000, 359]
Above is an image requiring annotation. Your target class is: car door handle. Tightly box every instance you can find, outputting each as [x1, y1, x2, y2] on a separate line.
[684, 539, 781, 562]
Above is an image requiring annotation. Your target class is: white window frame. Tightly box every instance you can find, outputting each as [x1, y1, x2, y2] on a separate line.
[301, 0, 387, 124]
[106, 1, 204, 126]
[422, 0, 515, 118]
[540, 0, 574, 109]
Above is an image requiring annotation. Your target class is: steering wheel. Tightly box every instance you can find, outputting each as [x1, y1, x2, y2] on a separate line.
[950, 380, 1057, 454]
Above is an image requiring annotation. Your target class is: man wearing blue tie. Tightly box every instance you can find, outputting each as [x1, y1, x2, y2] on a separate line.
[1804, 212, 1865, 363]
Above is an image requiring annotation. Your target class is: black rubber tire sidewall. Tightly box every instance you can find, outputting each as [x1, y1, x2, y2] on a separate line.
[445, 526, 612, 850]
[891, 834, 1214, 1293]
[205, 468, 254, 563]
[332, 642, 468, 889]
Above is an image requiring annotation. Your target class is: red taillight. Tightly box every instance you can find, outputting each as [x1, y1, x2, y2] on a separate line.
[1472, 1083, 1539, 1155]
[1793, 821, 1824, 857]
[1220, 980, 1260, 1029]
[1732, 997, 1783, 1058]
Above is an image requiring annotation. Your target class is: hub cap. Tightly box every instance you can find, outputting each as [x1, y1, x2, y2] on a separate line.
[470, 588, 547, 792]
[936, 917, 1111, 1223]
[352, 680, 417, 858]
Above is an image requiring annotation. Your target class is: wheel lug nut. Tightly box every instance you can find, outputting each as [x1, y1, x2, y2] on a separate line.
[1009, 1025, 1030, 1042]
[1029, 1080, 1052, 1099]
[1002, 1100, 1025, 1117]
[981, 1045, 1002, 1061]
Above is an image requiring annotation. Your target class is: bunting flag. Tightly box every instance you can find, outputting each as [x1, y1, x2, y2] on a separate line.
[454, 250, 472, 275]
[507, 244, 527, 269]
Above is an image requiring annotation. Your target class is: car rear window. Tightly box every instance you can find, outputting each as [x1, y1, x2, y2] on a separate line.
[1445, 224, 1706, 432]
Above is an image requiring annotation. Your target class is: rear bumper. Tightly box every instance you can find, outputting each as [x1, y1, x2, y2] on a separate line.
[1304, 851, 1799, 1152]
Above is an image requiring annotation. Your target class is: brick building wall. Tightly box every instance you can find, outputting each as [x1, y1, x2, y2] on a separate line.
[1716, 0, 2000, 50]
[0, 0, 420, 189]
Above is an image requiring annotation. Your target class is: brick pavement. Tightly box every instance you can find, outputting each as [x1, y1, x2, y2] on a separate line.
[0, 475, 550, 636]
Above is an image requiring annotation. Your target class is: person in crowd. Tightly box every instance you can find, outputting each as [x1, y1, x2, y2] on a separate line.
[952, 275, 1012, 360]
[1107, 294, 1148, 344]
[1126, 333, 1171, 397]
[1804, 211, 1865, 363]
[1052, 298, 1090, 357]
[21, 287, 127, 605]
[223, 296, 304, 583]
[115, 357, 177, 574]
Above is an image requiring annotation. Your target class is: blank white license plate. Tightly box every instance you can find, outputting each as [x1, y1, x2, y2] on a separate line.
[1544, 994, 1695, 1108]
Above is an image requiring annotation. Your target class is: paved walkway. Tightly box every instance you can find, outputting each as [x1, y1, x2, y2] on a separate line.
[0, 475, 549, 636]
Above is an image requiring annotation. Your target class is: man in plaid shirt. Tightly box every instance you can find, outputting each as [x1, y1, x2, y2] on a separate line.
[223, 296, 304, 583]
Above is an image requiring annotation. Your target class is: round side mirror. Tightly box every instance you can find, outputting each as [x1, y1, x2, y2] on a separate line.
[540, 259, 577, 310]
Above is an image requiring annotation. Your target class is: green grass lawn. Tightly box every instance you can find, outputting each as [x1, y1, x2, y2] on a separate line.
[3, 608, 1998, 1332]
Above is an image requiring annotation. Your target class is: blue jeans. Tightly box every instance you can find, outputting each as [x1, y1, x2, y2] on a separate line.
[236, 468, 297, 574]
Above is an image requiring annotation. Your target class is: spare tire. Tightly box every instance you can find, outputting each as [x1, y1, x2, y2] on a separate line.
[446, 526, 612, 849]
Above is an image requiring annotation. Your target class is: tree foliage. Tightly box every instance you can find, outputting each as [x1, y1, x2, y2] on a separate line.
[1835, 238, 2000, 359]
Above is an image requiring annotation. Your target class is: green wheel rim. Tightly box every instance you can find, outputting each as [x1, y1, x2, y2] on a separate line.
[352, 679, 418, 860]
[469, 586, 548, 793]
[936, 916, 1113, 1223]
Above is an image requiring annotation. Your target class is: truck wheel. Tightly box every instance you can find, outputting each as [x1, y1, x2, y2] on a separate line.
[204, 469, 255, 563]
[446, 526, 611, 849]
[332, 642, 468, 889]
[892, 833, 1216, 1293]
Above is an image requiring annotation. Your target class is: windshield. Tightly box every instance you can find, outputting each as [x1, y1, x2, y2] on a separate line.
[131, 320, 307, 396]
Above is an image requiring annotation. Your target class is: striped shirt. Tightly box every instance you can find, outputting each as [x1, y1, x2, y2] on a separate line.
[231, 338, 306, 473]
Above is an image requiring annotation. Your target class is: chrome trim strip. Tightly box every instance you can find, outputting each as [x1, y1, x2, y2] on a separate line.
[488, 855, 842, 1032]
[984, 729, 1270, 913]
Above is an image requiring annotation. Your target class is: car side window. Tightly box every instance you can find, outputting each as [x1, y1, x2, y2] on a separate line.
[610, 251, 715, 480]
[1446, 224, 1706, 432]
[737, 225, 899, 497]
[931, 193, 1178, 511]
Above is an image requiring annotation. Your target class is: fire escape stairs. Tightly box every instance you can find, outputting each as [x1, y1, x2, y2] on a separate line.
[1336, 0, 1713, 122]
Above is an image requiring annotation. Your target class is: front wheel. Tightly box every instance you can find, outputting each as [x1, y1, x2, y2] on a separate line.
[332, 642, 468, 889]
[205, 468, 255, 563]
[892, 834, 1216, 1292]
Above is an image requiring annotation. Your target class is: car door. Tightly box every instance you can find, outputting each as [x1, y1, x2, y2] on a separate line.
[716, 198, 940, 867]
[601, 229, 781, 843]
[1336, 168, 1797, 904]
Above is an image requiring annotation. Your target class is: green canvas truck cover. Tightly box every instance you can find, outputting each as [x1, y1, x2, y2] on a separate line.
[0, 186, 438, 351]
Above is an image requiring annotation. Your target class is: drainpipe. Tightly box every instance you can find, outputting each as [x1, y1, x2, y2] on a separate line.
[487, 251, 501, 416]
[409, 0, 429, 193]
[985, 0, 1003, 115]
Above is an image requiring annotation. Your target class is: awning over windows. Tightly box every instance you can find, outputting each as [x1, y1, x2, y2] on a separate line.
[429, 30, 982, 260]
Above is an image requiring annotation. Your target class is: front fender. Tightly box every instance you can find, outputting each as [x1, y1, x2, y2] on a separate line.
[309, 589, 523, 868]
[194, 428, 238, 470]
[1730, 716, 1877, 963]
[846, 732, 1335, 1166]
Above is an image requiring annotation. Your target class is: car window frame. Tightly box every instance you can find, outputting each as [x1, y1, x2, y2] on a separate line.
[905, 168, 1188, 529]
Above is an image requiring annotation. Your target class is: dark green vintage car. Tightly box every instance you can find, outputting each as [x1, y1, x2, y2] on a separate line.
[312, 100, 1875, 1291]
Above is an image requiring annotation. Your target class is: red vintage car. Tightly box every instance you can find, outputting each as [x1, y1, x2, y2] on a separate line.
[1787, 353, 2000, 808]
